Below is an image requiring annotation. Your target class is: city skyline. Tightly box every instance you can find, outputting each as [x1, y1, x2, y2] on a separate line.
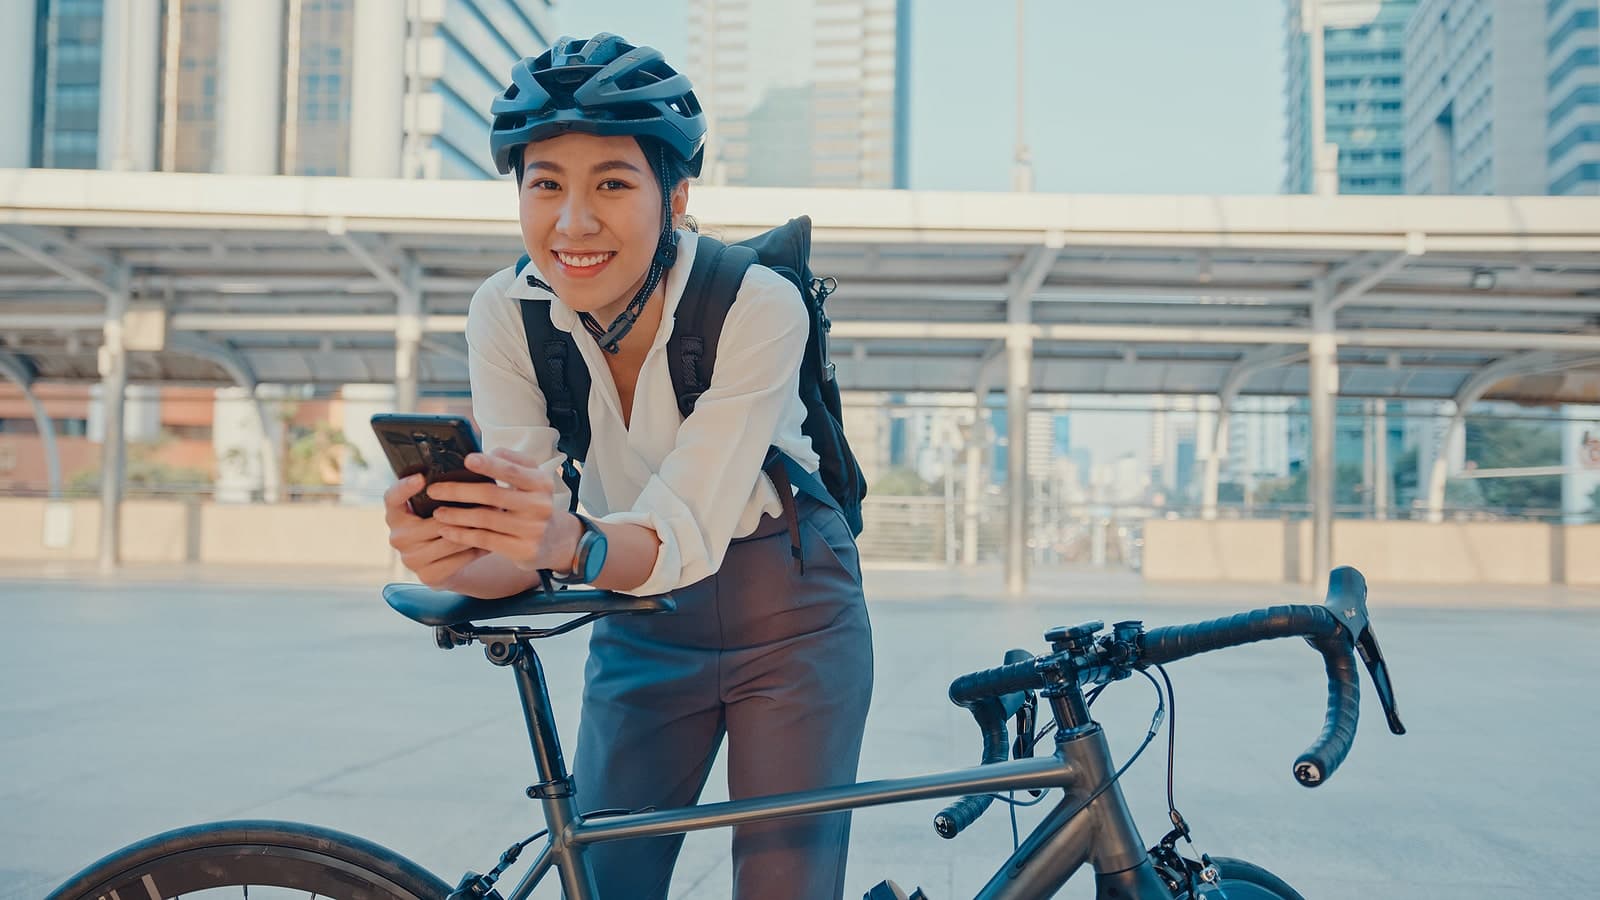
[560, 0, 1289, 194]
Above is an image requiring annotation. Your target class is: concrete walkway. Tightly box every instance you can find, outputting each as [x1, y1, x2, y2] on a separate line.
[3, 568, 1593, 898]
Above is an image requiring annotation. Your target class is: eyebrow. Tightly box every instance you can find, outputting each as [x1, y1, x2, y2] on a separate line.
[525, 159, 646, 176]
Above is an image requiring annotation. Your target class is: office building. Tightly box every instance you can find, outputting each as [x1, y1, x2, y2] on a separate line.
[1404, 0, 1548, 194]
[3, 0, 556, 179]
[1547, 0, 1600, 194]
[1284, 0, 1417, 194]
[687, 0, 909, 188]
[1223, 397, 1294, 490]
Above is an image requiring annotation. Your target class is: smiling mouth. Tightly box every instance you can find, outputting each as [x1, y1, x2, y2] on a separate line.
[554, 251, 616, 269]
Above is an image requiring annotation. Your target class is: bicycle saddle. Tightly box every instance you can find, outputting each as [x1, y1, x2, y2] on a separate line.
[383, 582, 674, 627]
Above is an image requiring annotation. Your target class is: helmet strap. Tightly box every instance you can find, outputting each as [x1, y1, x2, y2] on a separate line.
[580, 145, 681, 355]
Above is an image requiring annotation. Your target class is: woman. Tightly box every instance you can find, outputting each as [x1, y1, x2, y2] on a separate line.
[382, 34, 873, 900]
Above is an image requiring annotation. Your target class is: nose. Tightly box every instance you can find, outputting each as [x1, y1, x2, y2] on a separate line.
[556, 189, 600, 239]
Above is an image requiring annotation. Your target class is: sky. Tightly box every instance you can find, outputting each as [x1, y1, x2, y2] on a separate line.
[553, 1, 1289, 471]
[556, 0, 1289, 195]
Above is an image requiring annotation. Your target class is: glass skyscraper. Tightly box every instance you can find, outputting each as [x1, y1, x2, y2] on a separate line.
[1283, 0, 1418, 194]
[3, 0, 555, 179]
[1546, 0, 1600, 195]
[29, 0, 107, 169]
[687, 0, 910, 189]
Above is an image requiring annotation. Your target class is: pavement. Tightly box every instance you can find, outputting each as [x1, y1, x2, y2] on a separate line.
[3, 564, 1596, 898]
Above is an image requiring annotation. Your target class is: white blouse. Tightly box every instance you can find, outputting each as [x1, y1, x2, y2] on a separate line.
[464, 230, 820, 596]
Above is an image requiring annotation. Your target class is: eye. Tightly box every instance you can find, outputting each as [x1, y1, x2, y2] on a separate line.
[599, 179, 632, 191]
[526, 178, 560, 191]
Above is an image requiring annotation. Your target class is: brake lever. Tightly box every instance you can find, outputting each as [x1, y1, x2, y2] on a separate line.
[1322, 566, 1406, 736]
[1355, 624, 1405, 735]
[1011, 695, 1037, 759]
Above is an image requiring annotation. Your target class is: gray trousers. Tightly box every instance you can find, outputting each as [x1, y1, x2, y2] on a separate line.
[572, 494, 874, 900]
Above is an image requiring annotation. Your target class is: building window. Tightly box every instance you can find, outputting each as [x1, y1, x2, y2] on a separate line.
[34, 0, 105, 168]
[288, 0, 354, 176]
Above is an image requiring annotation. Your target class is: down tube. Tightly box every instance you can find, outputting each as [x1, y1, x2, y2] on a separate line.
[975, 792, 1094, 899]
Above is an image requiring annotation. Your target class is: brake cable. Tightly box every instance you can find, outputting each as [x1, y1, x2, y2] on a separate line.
[991, 666, 1167, 853]
[1153, 662, 1221, 894]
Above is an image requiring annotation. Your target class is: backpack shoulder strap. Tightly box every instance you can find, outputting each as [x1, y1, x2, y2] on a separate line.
[668, 233, 758, 419]
[515, 265, 589, 510]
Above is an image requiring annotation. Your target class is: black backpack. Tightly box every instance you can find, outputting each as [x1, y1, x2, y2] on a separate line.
[514, 216, 868, 536]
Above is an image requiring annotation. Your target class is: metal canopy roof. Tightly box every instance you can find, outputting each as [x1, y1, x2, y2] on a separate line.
[4, 168, 1600, 404]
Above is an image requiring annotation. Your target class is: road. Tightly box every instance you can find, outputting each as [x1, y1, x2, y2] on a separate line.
[3, 566, 1594, 898]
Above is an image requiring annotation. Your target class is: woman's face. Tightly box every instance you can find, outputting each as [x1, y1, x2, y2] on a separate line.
[518, 133, 688, 317]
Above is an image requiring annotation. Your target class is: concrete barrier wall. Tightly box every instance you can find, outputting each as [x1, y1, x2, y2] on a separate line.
[0, 498, 390, 567]
[1147, 518, 1572, 586]
[2, 500, 1595, 587]
[197, 503, 390, 566]
[0, 499, 99, 561]
[1142, 519, 1293, 582]
[1331, 521, 1553, 586]
[1564, 526, 1600, 586]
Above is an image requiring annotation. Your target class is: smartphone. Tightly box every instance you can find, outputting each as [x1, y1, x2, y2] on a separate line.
[370, 413, 495, 518]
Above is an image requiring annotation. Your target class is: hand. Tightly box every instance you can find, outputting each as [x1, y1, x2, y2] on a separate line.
[426, 448, 576, 572]
[384, 473, 488, 588]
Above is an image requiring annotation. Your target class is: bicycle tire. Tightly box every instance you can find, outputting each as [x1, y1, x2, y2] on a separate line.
[1168, 856, 1307, 899]
[44, 819, 454, 900]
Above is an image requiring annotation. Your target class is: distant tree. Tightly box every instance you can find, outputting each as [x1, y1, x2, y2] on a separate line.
[871, 466, 938, 496]
[1253, 463, 1365, 507]
[284, 421, 364, 489]
[1462, 419, 1562, 513]
[68, 430, 210, 495]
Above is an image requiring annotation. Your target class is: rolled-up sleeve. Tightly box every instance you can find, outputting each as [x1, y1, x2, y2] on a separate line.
[602, 268, 809, 596]
[464, 269, 573, 514]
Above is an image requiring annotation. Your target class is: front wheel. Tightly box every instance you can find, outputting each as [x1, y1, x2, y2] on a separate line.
[1163, 855, 1306, 899]
[45, 820, 453, 900]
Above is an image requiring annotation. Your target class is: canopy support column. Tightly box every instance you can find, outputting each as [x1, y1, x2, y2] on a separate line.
[0, 353, 61, 498]
[1308, 281, 1337, 581]
[964, 343, 1003, 567]
[1003, 237, 1063, 594]
[99, 273, 130, 571]
[396, 260, 423, 413]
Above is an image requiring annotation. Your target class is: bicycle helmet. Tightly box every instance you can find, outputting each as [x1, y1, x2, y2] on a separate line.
[489, 34, 708, 355]
[490, 33, 705, 177]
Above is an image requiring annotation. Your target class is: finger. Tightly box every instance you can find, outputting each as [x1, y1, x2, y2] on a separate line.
[389, 516, 450, 550]
[464, 452, 552, 492]
[403, 533, 475, 568]
[435, 505, 547, 540]
[383, 474, 426, 523]
[437, 525, 538, 563]
[415, 546, 489, 581]
[428, 480, 543, 510]
[387, 515, 464, 550]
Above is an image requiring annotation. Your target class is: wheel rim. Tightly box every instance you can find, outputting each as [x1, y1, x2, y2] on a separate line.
[74, 844, 429, 899]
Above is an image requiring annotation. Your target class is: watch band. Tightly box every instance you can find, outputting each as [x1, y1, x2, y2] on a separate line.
[552, 513, 601, 585]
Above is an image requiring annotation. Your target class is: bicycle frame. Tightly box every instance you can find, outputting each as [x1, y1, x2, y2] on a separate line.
[493, 637, 1172, 900]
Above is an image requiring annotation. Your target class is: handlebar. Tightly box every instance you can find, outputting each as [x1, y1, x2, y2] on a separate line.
[933, 566, 1405, 838]
[934, 649, 1033, 838]
[1141, 604, 1358, 786]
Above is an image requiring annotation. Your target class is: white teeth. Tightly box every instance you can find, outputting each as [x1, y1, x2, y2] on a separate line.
[557, 252, 611, 268]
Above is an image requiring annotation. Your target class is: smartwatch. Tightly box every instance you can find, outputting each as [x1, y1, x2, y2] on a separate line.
[552, 513, 607, 585]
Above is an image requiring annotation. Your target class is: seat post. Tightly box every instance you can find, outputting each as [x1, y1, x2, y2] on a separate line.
[507, 639, 572, 791]
[503, 638, 601, 899]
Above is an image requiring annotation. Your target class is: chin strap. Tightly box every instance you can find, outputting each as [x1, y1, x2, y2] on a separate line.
[580, 144, 681, 355]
